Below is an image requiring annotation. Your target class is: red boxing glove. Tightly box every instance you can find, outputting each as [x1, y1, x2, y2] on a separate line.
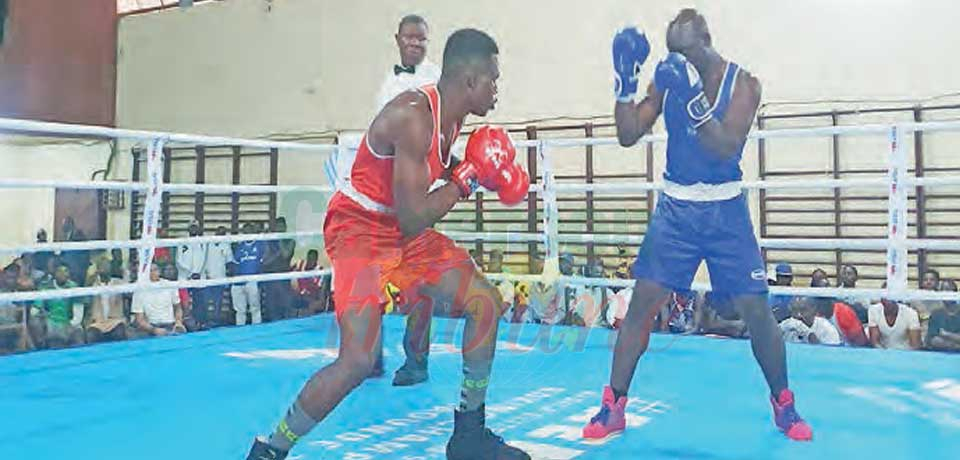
[495, 162, 530, 206]
[451, 126, 517, 197]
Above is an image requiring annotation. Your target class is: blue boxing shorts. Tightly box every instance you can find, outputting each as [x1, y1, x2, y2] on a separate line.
[632, 192, 768, 296]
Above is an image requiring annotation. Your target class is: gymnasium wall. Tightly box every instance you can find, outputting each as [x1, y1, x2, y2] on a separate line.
[6, 0, 955, 279]
[116, 0, 958, 135]
[111, 0, 960, 281]
[0, 0, 120, 257]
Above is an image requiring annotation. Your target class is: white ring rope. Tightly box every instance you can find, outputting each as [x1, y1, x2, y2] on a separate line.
[486, 274, 960, 302]
[0, 118, 337, 152]
[2, 117, 960, 304]
[443, 233, 960, 252]
[0, 270, 330, 305]
[0, 232, 326, 256]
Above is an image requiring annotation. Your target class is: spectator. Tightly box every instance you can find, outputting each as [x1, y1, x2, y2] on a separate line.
[204, 226, 234, 327]
[614, 245, 631, 280]
[153, 228, 173, 269]
[927, 279, 960, 352]
[837, 264, 869, 322]
[509, 281, 532, 323]
[810, 268, 830, 288]
[0, 264, 32, 353]
[290, 249, 330, 314]
[376, 14, 440, 111]
[33, 228, 52, 277]
[231, 222, 264, 326]
[868, 292, 921, 350]
[85, 258, 127, 344]
[262, 217, 296, 321]
[34, 264, 85, 348]
[59, 216, 90, 286]
[810, 297, 842, 345]
[161, 264, 187, 305]
[39, 255, 58, 285]
[468, 249, 482, 270]
[779, 297, 841, 345]
[12, 254, 42, 291]
[660, 290, 698, 334]
[698, 292, 747, 338]
[829, 299, 870, 347]
[177, 220, 209, 327]
[568, 256, 607, 327]
[527, 282, 563, 325]
[768, 262, 794, 322]
[533, 253, 575, 325]
[505, 255, 542, 323]
[131, 264, 186, 337]
[487, 250, 516, 320]
[605, 284, 632, 330]
[109, 248, 128, 281]
[85, 250, 111, 287]
[911, 268, 943, 342]
[523, 254, 572, 325]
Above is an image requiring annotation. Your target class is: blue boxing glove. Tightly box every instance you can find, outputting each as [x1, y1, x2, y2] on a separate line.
[654, 52, 713, 127]
[612, 27, 650, 102]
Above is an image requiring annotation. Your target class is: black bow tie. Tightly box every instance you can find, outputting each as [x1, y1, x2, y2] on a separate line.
[394, 64, 416, 75]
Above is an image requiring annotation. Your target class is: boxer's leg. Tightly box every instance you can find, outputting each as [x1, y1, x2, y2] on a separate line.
[246, 253, 387, 459]
[397, 230, 527, 459]
[584, 193, 701, 440]
[704, 194, 811, 441]
[264, 304, 382, 452]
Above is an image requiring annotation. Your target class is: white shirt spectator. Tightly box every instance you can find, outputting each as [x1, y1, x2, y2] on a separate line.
[177, 243, 207, 280]
[131, 288, 180, 325]
[868, 303, 921, 350]
[375, 59, 441, 112]
[497, 280, 518, 323]
[782, 317, 842, 345]
[606, 287, 632, 328]
[570, 285, 606, 327]
[779, 318, 812, 343]
[526, 282, 564, 325]
[810, 316, 842, 345]
[205, 242, 234, 279]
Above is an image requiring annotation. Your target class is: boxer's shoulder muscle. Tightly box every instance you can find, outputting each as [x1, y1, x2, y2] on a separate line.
[368, 90, 432, 159]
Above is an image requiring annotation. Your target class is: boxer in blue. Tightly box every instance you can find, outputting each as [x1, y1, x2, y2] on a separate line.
[582, 9, 813, 441]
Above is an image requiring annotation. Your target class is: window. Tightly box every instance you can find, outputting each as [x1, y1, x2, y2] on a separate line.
[0, 0, 7, 46]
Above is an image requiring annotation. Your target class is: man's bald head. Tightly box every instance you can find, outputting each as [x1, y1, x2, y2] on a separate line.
[667, 8, 712, 55]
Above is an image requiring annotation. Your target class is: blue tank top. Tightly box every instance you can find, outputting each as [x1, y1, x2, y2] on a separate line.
[234, 241, 263, 276]
[662, 61, 742, 185]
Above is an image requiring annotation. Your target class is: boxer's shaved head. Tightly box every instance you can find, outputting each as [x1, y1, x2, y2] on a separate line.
[442, 28, 499, 78]
[442, 28, 500, 116]
[667, 8, 711, 55]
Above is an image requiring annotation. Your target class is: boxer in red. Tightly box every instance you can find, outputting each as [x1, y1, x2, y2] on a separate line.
[245, 28, 531, 460]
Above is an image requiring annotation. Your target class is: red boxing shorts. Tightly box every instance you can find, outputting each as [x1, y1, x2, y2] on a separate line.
[323, 193, 476, 317]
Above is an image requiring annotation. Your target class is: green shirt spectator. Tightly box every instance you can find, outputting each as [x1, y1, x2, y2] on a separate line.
[33, 265, 85, 348]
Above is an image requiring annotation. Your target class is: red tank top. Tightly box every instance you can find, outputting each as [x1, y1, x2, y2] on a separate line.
[348, 84, 459, 210]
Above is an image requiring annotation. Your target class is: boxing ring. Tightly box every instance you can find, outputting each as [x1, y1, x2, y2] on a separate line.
[1, 117, 960, 459]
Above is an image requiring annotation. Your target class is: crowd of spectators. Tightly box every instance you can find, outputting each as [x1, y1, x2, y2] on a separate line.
[3, 218, 959, 357]
[482, 248, 960, 354]
[0, 216, 332, 355]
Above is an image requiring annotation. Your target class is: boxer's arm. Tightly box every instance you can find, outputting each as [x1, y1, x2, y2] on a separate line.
[615, 81, 663, 147]
[389, 105, 462, 238]
[696, 72, 761, 158]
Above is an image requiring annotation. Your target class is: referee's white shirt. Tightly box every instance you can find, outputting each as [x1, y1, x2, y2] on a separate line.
[375, 59, 441, 112]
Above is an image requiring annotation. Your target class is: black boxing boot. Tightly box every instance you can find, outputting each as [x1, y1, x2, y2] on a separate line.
[245, 436, 288, 460]
[445, 405, 530, 460]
